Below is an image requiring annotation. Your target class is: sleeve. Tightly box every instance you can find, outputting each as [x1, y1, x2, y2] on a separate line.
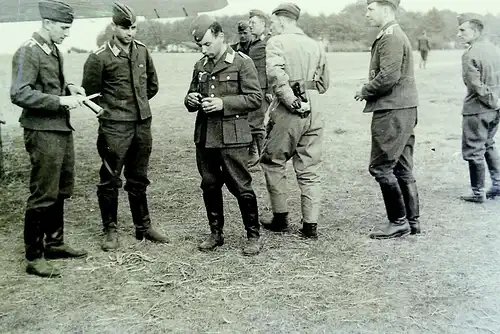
[220, 58, 263, 116]
[361, 34, 404, 99]
[81, 53, 103, 97]
[10, 45, 61, 111]
[184, 64, 199, 113]
[146, 49, 159, 99]
[464, 52, 499, 109]
[266, 37, 296, 107]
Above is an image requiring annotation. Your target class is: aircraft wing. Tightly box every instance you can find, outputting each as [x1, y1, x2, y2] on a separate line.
[0, 0, 228, 22]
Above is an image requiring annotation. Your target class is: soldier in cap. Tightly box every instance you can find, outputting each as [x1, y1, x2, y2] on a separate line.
[260, 3, 330, 239]
[354, 0, 420, 239]
[456, 13, 500, 203]
[184, 14, 263, 255]
[246, 9, 273, 170]
[82, 2, 168, 251]
[10, 0, 88, 277]
[230, 21, 252, 55]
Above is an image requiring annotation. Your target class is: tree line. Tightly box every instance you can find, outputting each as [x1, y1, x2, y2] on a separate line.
[95, 0, 500, 52]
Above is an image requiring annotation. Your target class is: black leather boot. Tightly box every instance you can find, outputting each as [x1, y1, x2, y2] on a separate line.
[261, 212, 289, 232]
[129, 192, 169, 243]
[460, 161, 486, 203]
[199, 190, 224, 251]
[299, 221, 318, 239]
[98, 193, 119, 251]
[398, 179, 421, 234]
[485, 149, 500, 199]
[237, 194, 262, 256]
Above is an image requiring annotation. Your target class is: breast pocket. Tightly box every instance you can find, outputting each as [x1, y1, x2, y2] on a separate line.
[219, 72, 239, 95]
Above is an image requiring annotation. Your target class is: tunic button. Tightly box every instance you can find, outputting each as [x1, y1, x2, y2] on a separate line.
[236, 115, 239, 118]
[226, 76, 230, 79]
[211, 76, 215, 80]
[210, 94, 215, 97]
[211, 85, 215, 89]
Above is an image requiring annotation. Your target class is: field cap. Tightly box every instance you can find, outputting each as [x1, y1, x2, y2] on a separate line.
[457, 12, 483, 26]
[191, 14, 216, 42]
[112, 2, 137, 27]
[39, 0, 74, 23]
[272, 3, 300, 20]
[367, 0, 400, 9]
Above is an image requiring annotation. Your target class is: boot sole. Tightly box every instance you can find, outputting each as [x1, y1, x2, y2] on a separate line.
[26, 267, 61, 278]
[370, 229, 411, 240]
[262, 226, 289, 233]
[44, 253, 88, 260]
[198, 241, 224, 252]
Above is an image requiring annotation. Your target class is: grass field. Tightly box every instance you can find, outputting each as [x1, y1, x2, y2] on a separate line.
[1, 49, 500, 333]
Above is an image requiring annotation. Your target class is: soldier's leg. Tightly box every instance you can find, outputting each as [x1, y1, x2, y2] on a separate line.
[96, 120, 130, 250]
[196, 147, 225, 251]
[248, 96, 268, 169]
[461, 114, 489, 203]
[44, 132, 87, 259]
[123, 118, 167, 243]
[292, 112, 324, 239]
[393, 108, 420, 234]
[220, 147, 261, 255]
[23, 130, 63, 276]
[368, 110, 411, 239]
[260, 108, 302, 232]
[485, 111, 500, 199]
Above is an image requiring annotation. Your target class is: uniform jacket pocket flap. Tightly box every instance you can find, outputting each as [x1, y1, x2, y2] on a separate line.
[222, 117, 252, 144]
[219, 72, 238, 81]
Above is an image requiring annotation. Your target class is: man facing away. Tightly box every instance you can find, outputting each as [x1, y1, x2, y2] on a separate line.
[10, 0, 88, 277]
[260, 3, 330, 239]
[184, 15, 263, 255]
[354, 0, 421, 239]
[456, 13, 500, 203]
[417, 31, 430, 69]
[82, 2, 168, 251]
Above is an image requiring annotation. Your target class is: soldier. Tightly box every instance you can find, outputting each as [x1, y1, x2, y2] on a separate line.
[230, 21, 252, 55]
[417, 31, 431, 69]
[82, 2, 168, 251]
[456, 14, 500, 203]
[354, 0, 420, 239]
[10, 0, 88, 277]
[247, 9, 273, 169]
[184, 15, 263, 255]
[260, 3, 330, 239]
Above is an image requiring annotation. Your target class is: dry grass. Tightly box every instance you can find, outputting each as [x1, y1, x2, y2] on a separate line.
[0, 50, 500, 333]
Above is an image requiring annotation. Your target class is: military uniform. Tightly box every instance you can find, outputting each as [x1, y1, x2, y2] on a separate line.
[185, 15, 263, 255]
[81, 2, 167, 250]
[417, 35, 430, 61]
[10, 0, 87, 277]
[358, 0, 420, 239]
[458, 14, 500, 202]
[260, 3, 330, 238]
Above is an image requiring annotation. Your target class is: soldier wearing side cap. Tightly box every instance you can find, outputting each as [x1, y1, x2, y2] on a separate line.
[230, 21, 252, 55]
[260, 3, 330, 239]
[184, 15, 263, 256]
[10, 0, 88, 278]
[354, 0, 420, 239]
[456, 13, 500, 203]
[247, 9, 273, 170]
[82, 2, 168, 251]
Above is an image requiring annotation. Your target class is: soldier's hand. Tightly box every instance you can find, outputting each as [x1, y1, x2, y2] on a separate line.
[186, 93, 202, 108]
[201, 97, 223, 113]
[290, 98, 302, 110]
[60, 95, 86, 110]
[265, 94, 273, 103]
[354, 91, 365, 101]
[298, 101, 311, 113]
[67, 84, 86, 96]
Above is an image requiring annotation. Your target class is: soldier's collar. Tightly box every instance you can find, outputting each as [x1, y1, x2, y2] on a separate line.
[108, 37, 137, 57]
[31, 32, 56, 55]
[376, 21, 398, 40]
[224, 46, 235, 64]
[281, 25, 304, 36]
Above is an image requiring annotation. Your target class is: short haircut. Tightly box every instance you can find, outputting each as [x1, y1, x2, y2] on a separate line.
[209, 21, 223, 36]
[469, 19, 484, 32]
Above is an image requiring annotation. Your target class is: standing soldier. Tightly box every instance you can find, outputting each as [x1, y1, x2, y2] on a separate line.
[417, 31, 431, 69]
[260, 3, 330, 239]
[82, 2, 168, 251]
[354, 0, 420, 239]
[230, 21, 252, 55]
[10, 0, 88, 277]
[184, 15, 263, 255]
[247, 9, 273, 169]
[456, 14, 500, 203]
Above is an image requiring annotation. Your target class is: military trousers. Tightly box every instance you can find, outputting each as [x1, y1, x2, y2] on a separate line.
[248, 94, 269, 137]
[260, 102, 324, 225]
[462, 110, 500, 163]
[96, 117, 152, 199]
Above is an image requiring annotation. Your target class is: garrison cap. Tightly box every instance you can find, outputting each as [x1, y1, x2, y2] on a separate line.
[457, 13, 483, 26]
[38, 0, 74, 24]
[112, 2, 137, 27]
[272, 3, 300, 20]
[249, 9, 269, 21]
[367, 0, 400, 9]
[237, 20, 250, 32]
[191, 14, 216, 42]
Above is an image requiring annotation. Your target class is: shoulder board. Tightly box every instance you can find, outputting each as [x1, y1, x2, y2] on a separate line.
[93, 44, 106, 55]
[22, 39, 37, 47]
[135, 40, 146, 47]
[238, 51, 250, 59]
[385, 27, 394, 35]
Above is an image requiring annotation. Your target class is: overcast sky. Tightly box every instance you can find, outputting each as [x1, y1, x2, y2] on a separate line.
[1, 0, 500, 54]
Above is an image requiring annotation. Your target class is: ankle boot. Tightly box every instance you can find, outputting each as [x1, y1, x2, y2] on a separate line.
[299, 221, 318, 239]
[261, 212, 289, 232]
[26, 258, 61, 278]
[369, 217, 411, 239]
